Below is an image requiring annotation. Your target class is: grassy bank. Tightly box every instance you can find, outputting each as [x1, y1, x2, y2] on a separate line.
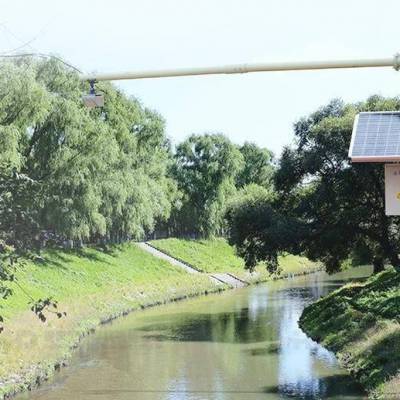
[299, 268, 400, 399]
[0, 243, 220, 398]
[149, 237, 320, 281]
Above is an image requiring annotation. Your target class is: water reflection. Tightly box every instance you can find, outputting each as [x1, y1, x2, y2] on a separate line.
[263, 374, 365, 399]
[276, 285, 361, 399]
[16, 267, 371, 400]
[139, 308, 278, 344]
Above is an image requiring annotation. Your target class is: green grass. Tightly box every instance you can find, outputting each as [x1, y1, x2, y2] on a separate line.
[2, 244, 216, 318]
[149, 238, 243, 273]
[149, 237, 319, 278]
[299, 268, 400, 398]
[0, 243, 219, 397]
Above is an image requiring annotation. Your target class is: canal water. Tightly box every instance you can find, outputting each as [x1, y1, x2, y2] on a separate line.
[17, 267, 371, 400]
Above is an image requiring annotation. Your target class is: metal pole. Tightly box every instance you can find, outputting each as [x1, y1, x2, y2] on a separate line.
[80, 55, 400, 82]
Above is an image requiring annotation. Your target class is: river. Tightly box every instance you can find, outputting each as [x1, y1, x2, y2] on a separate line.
[17, 267, 372, 400]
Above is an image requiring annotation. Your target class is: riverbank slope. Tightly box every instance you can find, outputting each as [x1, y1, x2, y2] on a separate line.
[0, 243, 219, 398]
[149, 237, 318, 282]
[0, 239, 319, 399]
[299, 268, 400, 399]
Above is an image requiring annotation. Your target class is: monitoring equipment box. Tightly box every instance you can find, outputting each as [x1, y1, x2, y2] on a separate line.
[350, 112, 400, 215]
[385, 164, 400, 215]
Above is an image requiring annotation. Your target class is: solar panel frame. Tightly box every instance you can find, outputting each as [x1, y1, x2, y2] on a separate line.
[349, 111, 400, 162]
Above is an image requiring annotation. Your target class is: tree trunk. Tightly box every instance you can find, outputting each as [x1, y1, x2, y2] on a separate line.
[377, 219, 400, 273]
[389, 253, 400, 273]
[372, 257, 384, 274]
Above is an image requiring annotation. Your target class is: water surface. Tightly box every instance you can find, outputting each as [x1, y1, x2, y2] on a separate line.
[18, 267, 371, 400]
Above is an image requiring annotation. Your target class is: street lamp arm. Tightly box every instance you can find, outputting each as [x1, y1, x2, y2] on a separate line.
[80, 54, 400, 82]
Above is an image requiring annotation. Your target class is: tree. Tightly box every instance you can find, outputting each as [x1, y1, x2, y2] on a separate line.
[226, 184, 294, 273]
[0, 56, 178, 330]
[236, 142, 274, 189]
[228, 96, 400, 274]
[0, 57, 177, 244]
[172, 133, 244, 237]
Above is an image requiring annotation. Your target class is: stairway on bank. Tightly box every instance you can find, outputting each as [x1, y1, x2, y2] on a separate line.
[137, 242, 247, 288]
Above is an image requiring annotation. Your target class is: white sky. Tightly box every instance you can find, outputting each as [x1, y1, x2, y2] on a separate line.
[1, 0, 400, 155]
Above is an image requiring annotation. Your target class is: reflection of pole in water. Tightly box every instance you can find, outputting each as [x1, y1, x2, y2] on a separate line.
[308, 272, 331, 299]
[247, 286, 269, 322]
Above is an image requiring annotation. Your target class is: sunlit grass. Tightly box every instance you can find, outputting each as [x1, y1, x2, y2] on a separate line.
[149, 237, 319, 279]
[2, 244, 214, 318]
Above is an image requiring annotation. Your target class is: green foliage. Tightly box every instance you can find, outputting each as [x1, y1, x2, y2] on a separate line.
[236, 142, 274, 188]
[0, 243, 15, 333]
[226, 184, 274, 271]
[226, 184, 304, 272]
[171, 133, 244, 237]
[0, 171, 40, 248]
[168, 138, 275, 238]
[0, 58, 277, 329]
[0, 57, 177, 328]
[0, 57, 176, 244]
[228, 182, 274, 207]
[276, 96, 400, 273]
[228, 96, 400, 274]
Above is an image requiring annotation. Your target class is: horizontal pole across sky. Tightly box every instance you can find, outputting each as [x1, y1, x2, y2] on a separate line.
[80, 55, 400, 82]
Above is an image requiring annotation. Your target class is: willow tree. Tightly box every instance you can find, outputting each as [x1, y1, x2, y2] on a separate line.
[172, 133, 244, 237]
[0, 57, 177, 246]
[0, 56, 181, 328]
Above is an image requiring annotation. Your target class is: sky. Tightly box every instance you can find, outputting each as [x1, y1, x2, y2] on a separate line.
[1, 0, 400, 155]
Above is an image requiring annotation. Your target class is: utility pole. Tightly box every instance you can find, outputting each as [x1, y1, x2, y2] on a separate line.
[81, 54, 400, 82]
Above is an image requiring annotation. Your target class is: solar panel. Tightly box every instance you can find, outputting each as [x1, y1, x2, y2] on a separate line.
[349, 112, 400, 162]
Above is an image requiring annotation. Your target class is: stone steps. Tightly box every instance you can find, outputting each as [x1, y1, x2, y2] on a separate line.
[209, 273, 247, 288]
[137, 242, 247, 288]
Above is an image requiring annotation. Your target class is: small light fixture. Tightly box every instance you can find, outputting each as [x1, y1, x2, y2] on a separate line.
[82, 80, 104, 108]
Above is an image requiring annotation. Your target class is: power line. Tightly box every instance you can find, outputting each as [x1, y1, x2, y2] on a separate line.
[0, 37, 38, 55]
[0, 22, 38, 54]
[0, 53, 82, 73]
[0, 20, 81, 73]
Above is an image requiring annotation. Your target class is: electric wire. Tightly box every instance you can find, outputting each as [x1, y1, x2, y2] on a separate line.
[0, 53, 82, 73]
[0, 22, 38, 54]
[0, 21, 81, 74]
